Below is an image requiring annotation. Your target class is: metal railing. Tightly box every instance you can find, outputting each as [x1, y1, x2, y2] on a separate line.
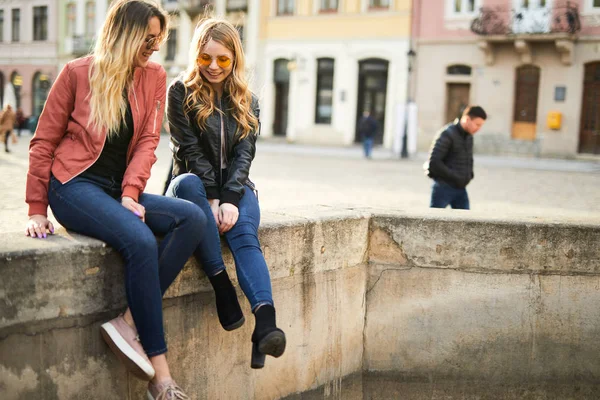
[471, 1, 581, 36]
[71, 35, 94, 56]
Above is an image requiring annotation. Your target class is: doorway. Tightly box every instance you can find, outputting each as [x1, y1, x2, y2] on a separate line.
[512, 65, 540, 140]
[579, 62, 600, 154]
[273, 59, 290, 137]
[355, 59, 388, 144]
[445, 83, 470, 124]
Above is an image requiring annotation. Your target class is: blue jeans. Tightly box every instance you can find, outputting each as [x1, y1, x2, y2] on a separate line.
[166, 173, 273, 311]
[430, 180, 470, 210]
[363, 137, 374, 158]
[48, 173, 206, 356]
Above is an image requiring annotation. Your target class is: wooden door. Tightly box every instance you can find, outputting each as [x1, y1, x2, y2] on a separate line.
[579, 62, 600, 154]
[445, 83, 470, 124]
[512, 65, 540, 140]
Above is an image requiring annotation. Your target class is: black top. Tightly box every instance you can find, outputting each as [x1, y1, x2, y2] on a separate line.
[85, 98, 134, 182]
[424, 121, 474, 189]
[167, 79, 260, 207]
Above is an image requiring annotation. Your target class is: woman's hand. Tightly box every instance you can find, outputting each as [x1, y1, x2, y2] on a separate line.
[208, 199, 220, 227]
[26, 215, 55, 238]
[218, 203, 239, 234]
[121, 196, 145, 222]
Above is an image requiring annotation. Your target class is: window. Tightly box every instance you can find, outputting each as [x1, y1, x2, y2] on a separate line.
[446, 65, 472, 75]
[66, 3, 76, 37]
[0, 10, 4, 42]
[11, 9, 20, 42]
[594, 0, 600, 8]
[227, 0, 248, 12]
[315, 58, 335, 124]
[277, 0, 294, 16]
[85, 1, 95, 37]
[369, 0, 390, 9]
[33, 6, 48, 41]
[320, 0, 338, 12]
[166, 29, 177, 61]
[450, 0, 477, 15]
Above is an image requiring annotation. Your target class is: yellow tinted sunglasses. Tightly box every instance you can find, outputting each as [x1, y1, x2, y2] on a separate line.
[198, 53, 232, 69]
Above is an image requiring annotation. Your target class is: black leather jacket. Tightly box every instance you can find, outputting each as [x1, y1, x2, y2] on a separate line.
[424, 121, 474, 189]
[167, 79, 260, 207]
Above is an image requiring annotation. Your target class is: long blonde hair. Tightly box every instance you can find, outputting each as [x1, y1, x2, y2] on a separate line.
[88, 0, 167, 136]
[182, 18, 259, 140]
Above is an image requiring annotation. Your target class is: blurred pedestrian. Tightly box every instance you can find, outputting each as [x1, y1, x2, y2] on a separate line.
[424, 105, 487, 210]
[166, 17, 286, 369]
[358, 110, 378, 159]
[24, 1, 200, 398]
[0, 104, 17, 153]
[15, 107, 26, 136]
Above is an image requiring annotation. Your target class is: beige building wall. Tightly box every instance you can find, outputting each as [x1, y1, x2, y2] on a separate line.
[257, 0, 412, 149]
[416, 39, 600, 157]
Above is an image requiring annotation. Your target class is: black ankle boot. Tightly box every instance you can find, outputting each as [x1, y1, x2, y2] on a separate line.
[251, 305, 286, 369]
[208, 270, 245, 331]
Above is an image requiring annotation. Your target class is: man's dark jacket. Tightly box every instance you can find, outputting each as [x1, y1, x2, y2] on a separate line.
[424, 121, 474, 189]
[167, 79, 260, 207]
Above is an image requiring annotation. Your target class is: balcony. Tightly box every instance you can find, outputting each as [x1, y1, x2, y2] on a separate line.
[226, 0, 247, 12]
[179, 0, 212, 18]
[471, 1, 581, 66]
[71, 35, 94, 57]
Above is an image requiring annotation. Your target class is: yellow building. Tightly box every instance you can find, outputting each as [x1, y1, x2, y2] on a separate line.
[255, 0, 413, 149]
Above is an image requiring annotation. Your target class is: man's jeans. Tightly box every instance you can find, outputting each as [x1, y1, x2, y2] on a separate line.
[166, 173, 273, 311]
[363, 137, 374, 158]
[48, 172, 206, 356]
[430, 180, 470, 210]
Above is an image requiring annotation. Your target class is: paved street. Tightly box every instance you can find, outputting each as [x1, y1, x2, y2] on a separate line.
[2, 132, 600, 234]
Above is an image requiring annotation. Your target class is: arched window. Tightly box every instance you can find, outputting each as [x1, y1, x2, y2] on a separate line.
[315, 58, 335, 124]
[446, 64, 472, 75]
[32, 72, 51, 117]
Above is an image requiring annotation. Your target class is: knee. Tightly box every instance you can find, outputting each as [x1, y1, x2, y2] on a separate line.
[125, 227, 159, 260]
[172, 174, 206, 201]
[179, 200, 207, 235]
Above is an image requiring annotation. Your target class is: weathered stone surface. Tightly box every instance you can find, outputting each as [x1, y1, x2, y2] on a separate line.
[2, 208, 600, 399]
[371, 213, 600, 274]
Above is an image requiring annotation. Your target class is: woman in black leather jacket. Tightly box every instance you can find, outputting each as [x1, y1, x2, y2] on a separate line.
[165, 18, 286, 369]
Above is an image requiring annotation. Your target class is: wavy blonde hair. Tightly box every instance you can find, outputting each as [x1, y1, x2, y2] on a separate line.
[88, 0, 167, 137]
[182, 18, 259, 140]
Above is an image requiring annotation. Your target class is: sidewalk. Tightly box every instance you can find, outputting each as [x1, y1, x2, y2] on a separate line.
[2, 134, 600, 234]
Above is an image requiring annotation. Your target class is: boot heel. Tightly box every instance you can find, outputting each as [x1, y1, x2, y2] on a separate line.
[251, 342, 266, 369]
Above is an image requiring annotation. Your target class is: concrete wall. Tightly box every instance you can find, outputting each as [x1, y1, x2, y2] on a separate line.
[365, 213, 600, 395]
[2, 208, 600, 399]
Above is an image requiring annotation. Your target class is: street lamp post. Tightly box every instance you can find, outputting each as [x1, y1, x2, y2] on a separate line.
[401, 48, 416, 159]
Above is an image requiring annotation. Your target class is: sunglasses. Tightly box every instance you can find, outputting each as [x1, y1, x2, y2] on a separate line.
[144, 36, 162, 50]
[198, 53, 233, 69]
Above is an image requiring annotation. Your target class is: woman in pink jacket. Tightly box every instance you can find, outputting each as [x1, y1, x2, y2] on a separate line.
[25, 1, 201, 398]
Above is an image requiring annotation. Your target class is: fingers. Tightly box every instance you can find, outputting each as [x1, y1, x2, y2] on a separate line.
[218, 210, 239, 234]
[48, 221, 55, 234]
[26, 221, 46, 238]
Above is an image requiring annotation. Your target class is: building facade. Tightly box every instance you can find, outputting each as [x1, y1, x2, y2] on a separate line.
[414, 0, 600, 156]
[256, 0, 412, 149]
[0, 0, 58, 118]
[57, 0, 108, 69]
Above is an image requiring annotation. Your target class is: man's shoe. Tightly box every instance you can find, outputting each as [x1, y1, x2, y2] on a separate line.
[147, 380, 189, 400]
[100, 315, 155, 380]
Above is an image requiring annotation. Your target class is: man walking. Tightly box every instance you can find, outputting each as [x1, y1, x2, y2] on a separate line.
[357, 111, 378, 159]
[0, 104, 17, 153]
[424, 106, 487, 210]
